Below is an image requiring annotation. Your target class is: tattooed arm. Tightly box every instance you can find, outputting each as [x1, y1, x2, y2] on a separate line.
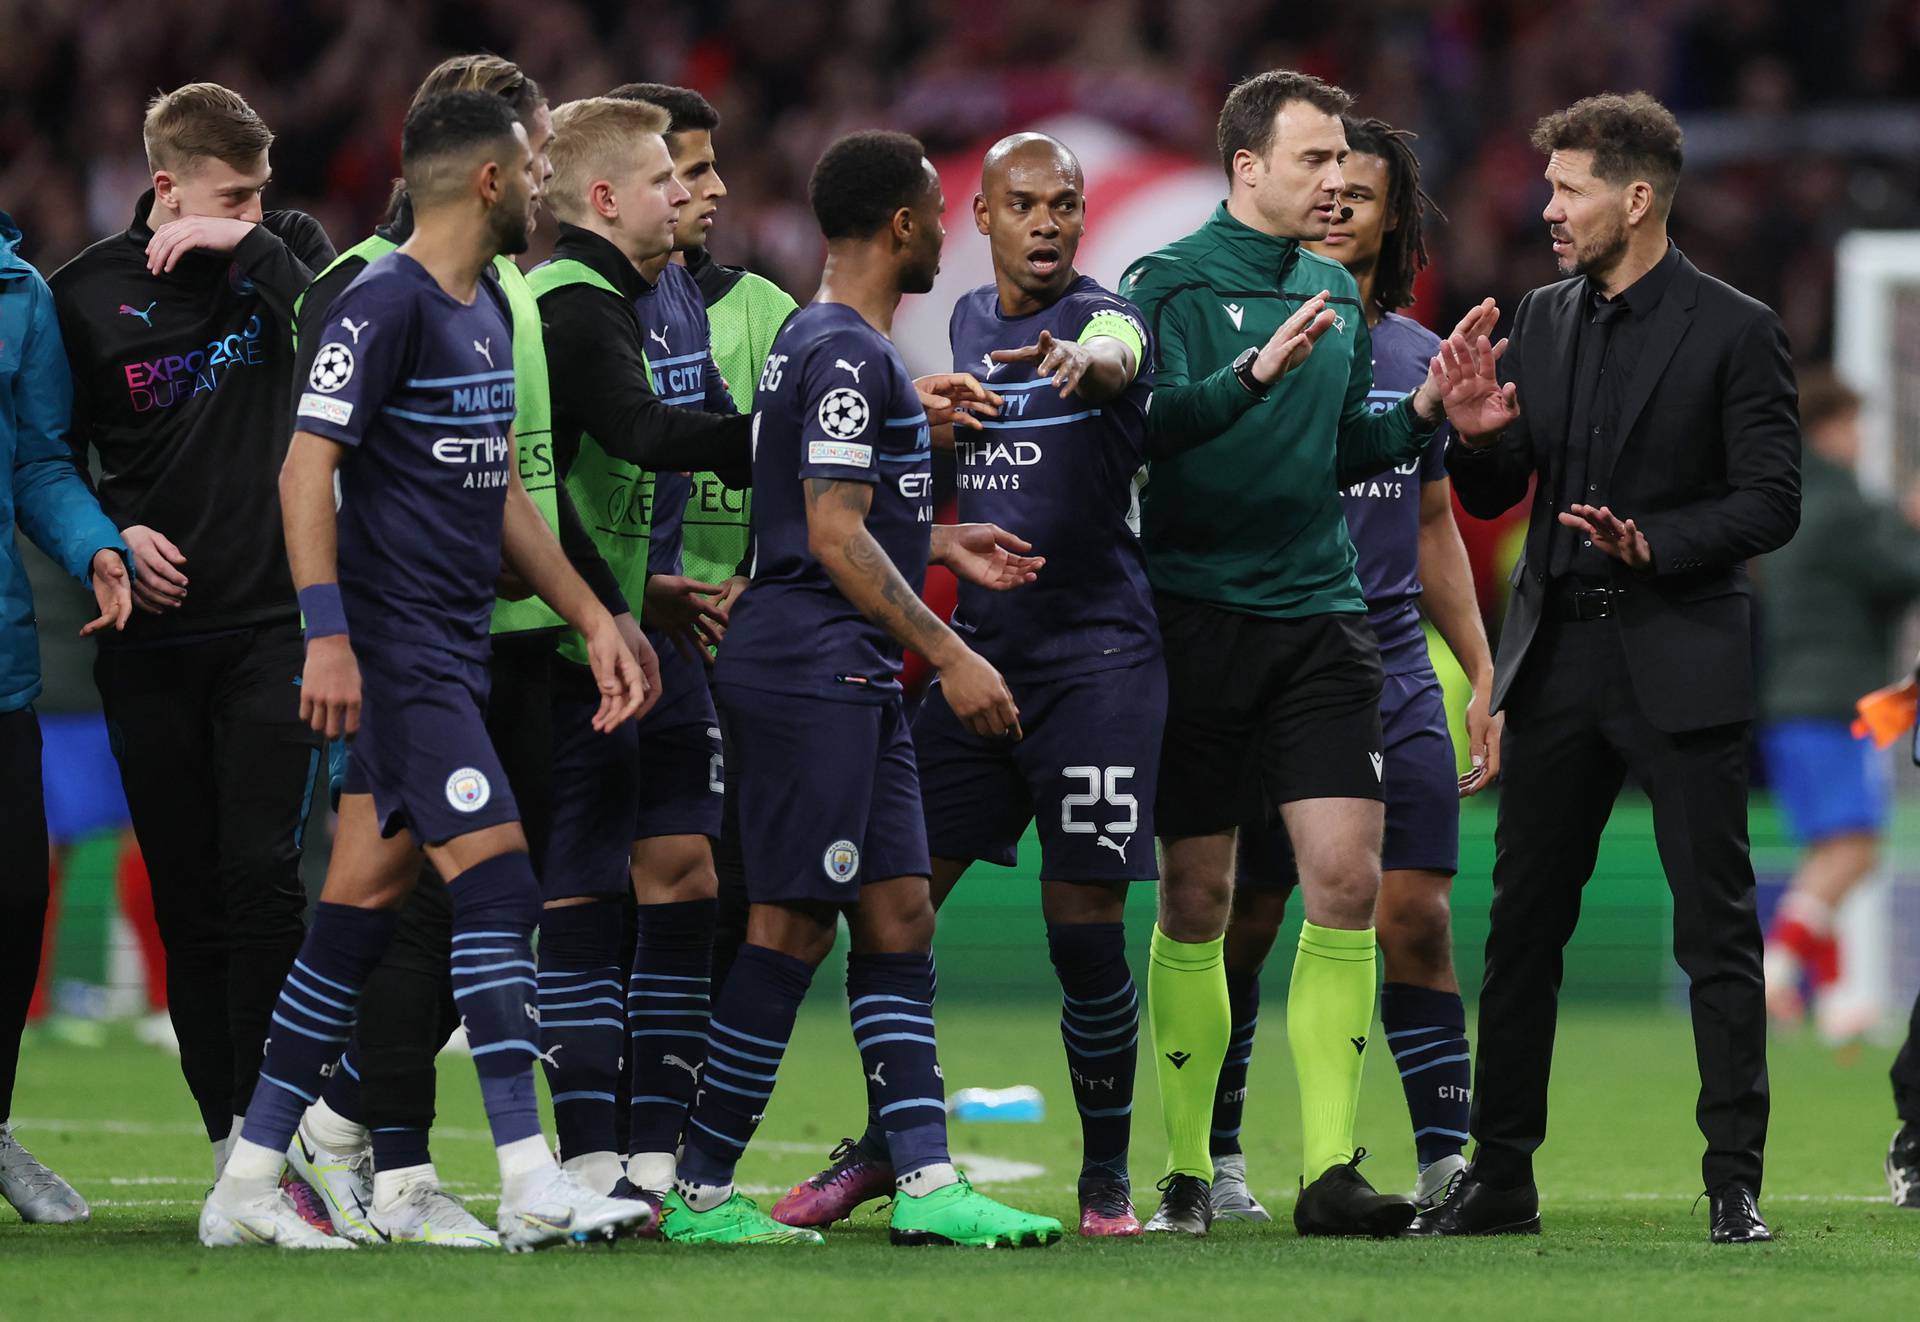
[803, 476, 1021, 738]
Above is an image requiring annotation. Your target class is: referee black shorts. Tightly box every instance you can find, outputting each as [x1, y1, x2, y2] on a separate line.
[1153, 592, 1384, 838]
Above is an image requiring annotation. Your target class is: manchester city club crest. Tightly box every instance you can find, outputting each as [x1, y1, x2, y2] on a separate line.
[822, 839, 860, 884]
[445, 767, 491, 813]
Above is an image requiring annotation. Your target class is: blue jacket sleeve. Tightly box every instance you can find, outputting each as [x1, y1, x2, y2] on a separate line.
[12, 274, 126, 583]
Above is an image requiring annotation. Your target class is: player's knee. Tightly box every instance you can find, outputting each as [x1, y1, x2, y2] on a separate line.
[1298, 854, 1379, 929]
[1379, 899, 1453, 983]
[1040, 879, 1128, 926]
[631, 837, 719, 903]
[1158, 865, 1232, 941]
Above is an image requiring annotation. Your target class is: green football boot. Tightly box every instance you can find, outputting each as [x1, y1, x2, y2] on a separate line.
[888, 1174, 1063, 1247]
[659, 1190, 826, 1245]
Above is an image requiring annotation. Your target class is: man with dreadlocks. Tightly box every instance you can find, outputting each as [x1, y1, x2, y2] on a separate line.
[1207, 115, 1497, 1223]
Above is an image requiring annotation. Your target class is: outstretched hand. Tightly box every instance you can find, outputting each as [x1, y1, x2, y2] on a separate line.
[1249, 291, 1337, 386]
[1431, 328, 1519, 443]
[916, 373, 1003, 432]
[991, 330, 1097, 399]
[937, 523, 1044, 591]
[1557, 503, 1652, 570]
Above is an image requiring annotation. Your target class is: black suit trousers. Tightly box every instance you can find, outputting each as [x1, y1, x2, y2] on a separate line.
[1470, 616, 1769, 1193]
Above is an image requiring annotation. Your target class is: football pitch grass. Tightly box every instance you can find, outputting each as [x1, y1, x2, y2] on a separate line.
[4, 1003, 1917, 1321]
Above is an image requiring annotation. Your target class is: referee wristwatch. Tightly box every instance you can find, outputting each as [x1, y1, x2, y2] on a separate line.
[1230, 346, 1270, 399]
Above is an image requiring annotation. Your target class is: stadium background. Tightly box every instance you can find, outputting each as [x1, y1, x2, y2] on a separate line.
[8, 3, 1920, 1312]
[13, 0, 1920, 1023]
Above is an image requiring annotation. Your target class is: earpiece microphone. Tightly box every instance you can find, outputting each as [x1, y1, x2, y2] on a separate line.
[1337, 205, 1355, 221]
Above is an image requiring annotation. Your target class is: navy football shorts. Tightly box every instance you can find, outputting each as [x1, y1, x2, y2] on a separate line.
[343, 641, 520, 845]
[715, 682, 929, 906]
[914, 657, 1165, 882]
[1237, 665, 1459, 888]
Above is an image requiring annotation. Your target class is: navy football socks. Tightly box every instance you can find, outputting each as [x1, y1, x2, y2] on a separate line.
[847, 951, 951, 1184]
[238, 902, 397, 1157]
[448, 853, 545, 1149]
[534, 898, 625, 1163]
[676, 943, 814, 1201]
[625, 898, 716, 1188]
[1047, 921, 1139, 1191]
[1381, 980, 1472, 1171]
[1210, 966, 1262, 1160]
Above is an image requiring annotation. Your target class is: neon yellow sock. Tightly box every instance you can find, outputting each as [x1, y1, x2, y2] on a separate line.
[1148, 925, 1229, 1180]
[1288, 921, 1378, 1179]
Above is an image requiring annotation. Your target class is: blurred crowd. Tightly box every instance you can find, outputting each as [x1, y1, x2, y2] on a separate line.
[4, 0, 1918, 359]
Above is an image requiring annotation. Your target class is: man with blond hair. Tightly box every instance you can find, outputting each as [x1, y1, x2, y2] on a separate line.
[50, 83, 334, 1176]
[527, 94, 757, 1211]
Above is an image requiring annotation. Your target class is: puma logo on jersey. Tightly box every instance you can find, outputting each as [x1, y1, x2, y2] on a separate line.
[339, 317, 369, 344]
[1222, 302, 1245, 330]
[834, 358, 866, 382]
[118, 300, 157, 327]
[664, 1054, 702, 1081]
[981, 353, 1004, 378]
[473, 337, 494, 367]
[648, 327, 671, 354]
[1369, 751, 1384, 781]
[1096, 835, 1131, 863]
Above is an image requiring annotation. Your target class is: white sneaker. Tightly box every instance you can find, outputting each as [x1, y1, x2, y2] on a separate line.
[0, 1126, 90, 1224]
[496, 1164, 654, 1252]
[199, 1181, 354, 1249]
[1411, 1153, 1467, 1212]
[370, 1183, 501, 1248]
[1209, 1153, 1271, 1222]
[286, 1127, 377, 1243]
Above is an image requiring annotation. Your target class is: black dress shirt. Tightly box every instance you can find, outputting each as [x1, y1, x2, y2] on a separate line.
[1548, 242, 1682, 582]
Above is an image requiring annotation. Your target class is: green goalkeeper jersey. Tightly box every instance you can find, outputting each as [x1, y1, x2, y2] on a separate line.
[683, 250, 798, 586]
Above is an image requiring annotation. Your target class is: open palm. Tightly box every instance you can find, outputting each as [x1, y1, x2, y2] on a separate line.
[1433, 332, 1520, 441]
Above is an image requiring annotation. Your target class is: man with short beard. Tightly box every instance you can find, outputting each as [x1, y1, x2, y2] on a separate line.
[200, 89, 651, 1251]
[1411, 91, 1800, 1245]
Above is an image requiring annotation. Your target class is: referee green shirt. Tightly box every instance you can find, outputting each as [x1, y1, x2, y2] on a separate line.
[1124, 203, 1438, 618]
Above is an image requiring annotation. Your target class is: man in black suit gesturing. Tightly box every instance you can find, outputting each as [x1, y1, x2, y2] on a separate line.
[1409, 92, 1800, 1244]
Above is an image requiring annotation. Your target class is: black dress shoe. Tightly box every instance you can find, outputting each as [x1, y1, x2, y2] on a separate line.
[1708, 1185, 1772, 1243]
[1403, 1171, 1540, 1236]
[1294, 1149, 1417, 1238]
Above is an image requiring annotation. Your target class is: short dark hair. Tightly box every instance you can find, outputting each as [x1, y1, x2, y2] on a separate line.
[605, 82, 720, 136]
[809, 131, 932, 241]
[1796, 365, 1861, 430]
[1343, 116, 1443, 315]
[1216, 70, 1353, 180]
[401, 91, 522, 200]
[1532, 92, 1684, 216]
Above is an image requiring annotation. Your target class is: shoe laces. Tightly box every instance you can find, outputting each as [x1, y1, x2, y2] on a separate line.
[0, 1136, 62, 1196]
[1348, 1147, 1372, 1169]
[809, 1138, 869, 1189]
[1082, 1182, 1132, 1219]
[1154, 1172, 1208, 1215]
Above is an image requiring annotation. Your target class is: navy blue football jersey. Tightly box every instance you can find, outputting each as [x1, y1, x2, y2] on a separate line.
[716, 303, 931, 702]
[946, 275, 1158, 680]
[296, 252, 514, 661]
[1338, 312, 1449, 668]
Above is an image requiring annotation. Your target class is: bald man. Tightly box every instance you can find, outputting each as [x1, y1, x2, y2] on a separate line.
[769, 134, 1164, 1239]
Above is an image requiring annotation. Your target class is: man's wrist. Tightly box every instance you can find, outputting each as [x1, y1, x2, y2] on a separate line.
[298, 582, 350, 640]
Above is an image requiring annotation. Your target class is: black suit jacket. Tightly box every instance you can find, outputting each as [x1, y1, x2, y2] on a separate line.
[1446, 252, 1801, 733]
